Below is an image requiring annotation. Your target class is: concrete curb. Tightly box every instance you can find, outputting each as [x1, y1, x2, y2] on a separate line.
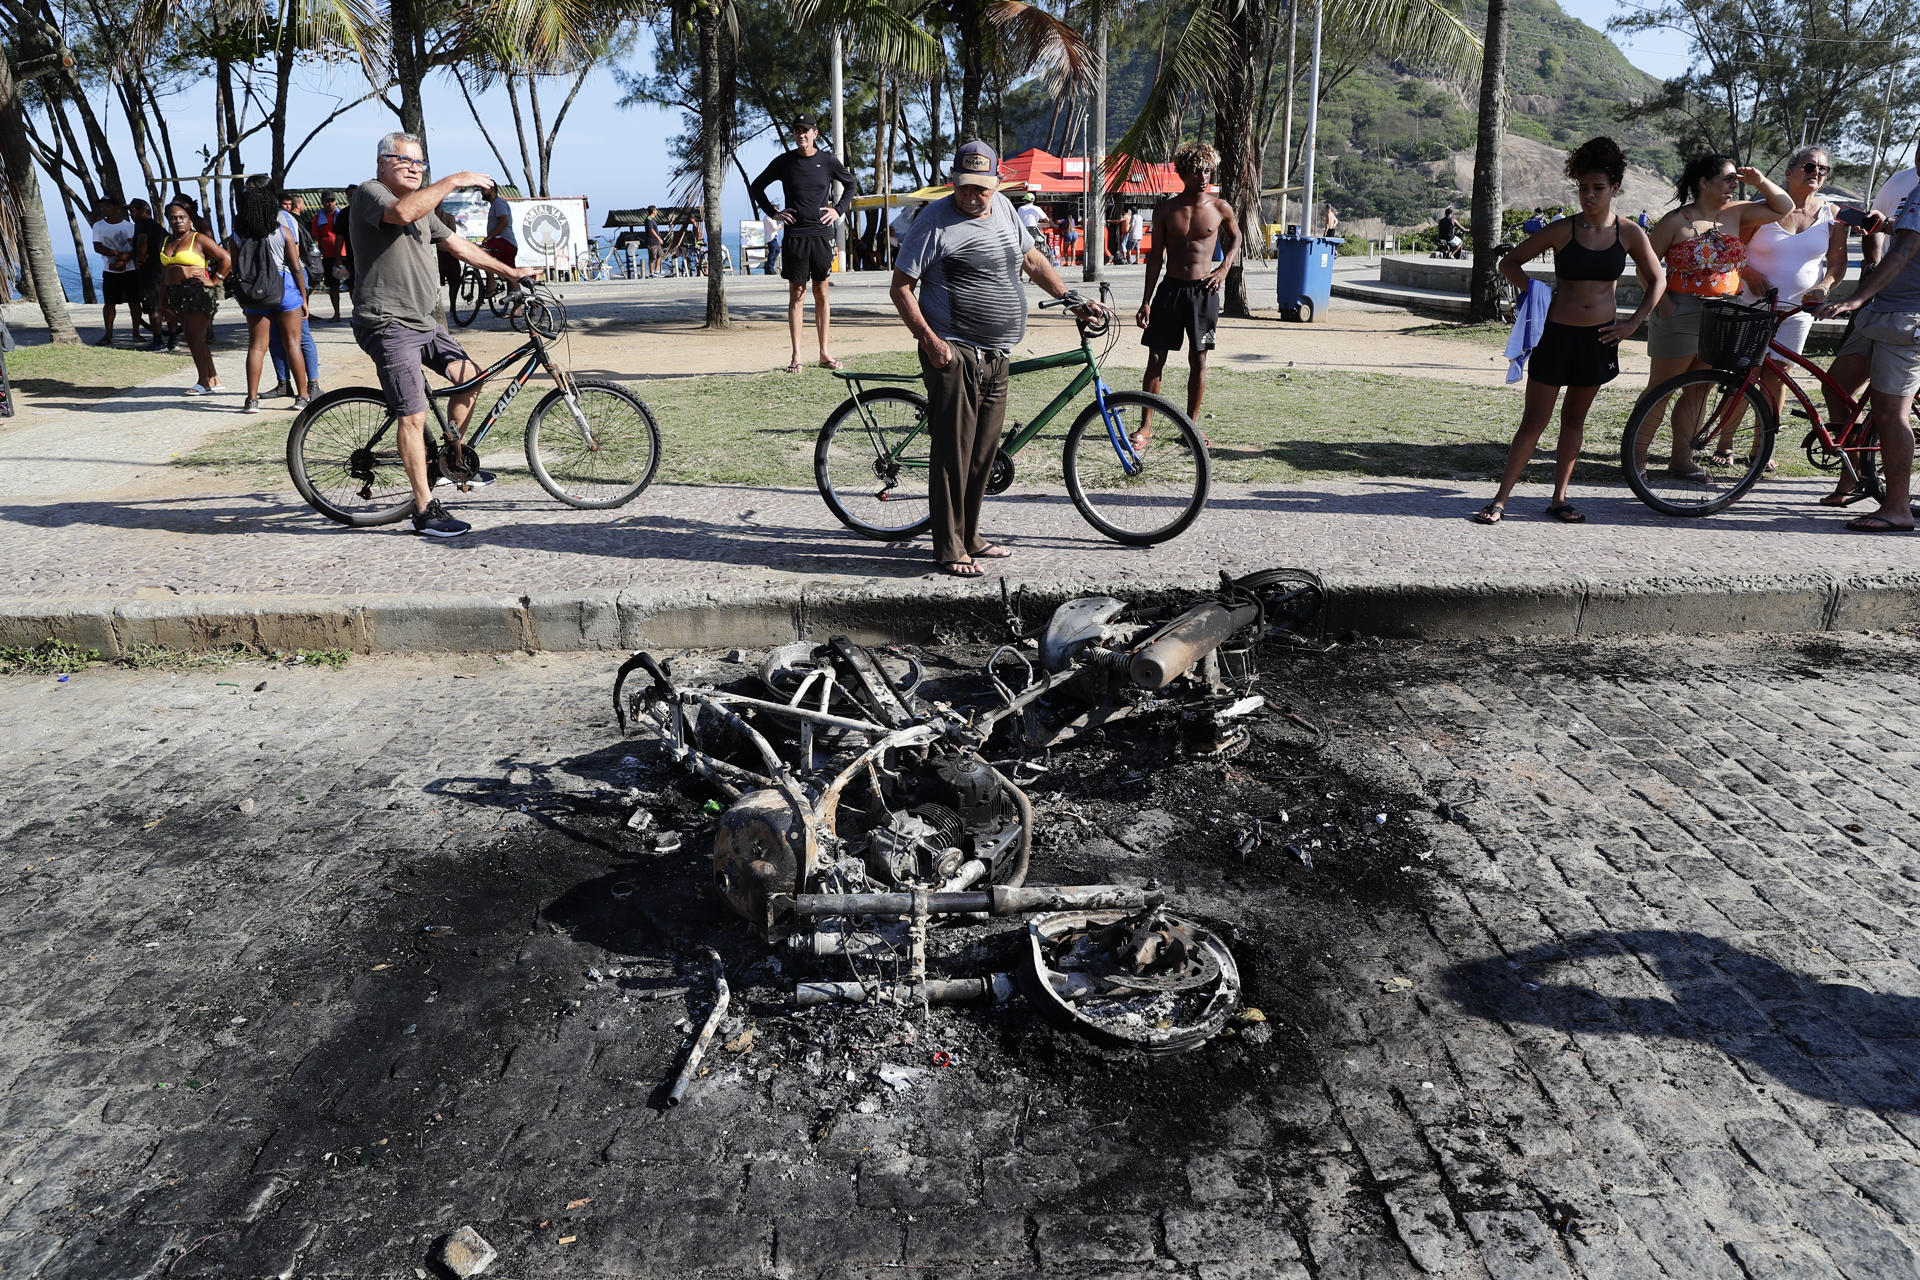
[4, 570, 1919, 657]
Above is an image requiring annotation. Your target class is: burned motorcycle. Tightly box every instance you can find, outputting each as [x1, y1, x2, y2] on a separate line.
[613, 569, 1322, 1053]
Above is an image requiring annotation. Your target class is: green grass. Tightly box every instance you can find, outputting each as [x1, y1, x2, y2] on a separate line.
[3, 340, 192, 402]
[0, 638, 101, 675]
[174, 355, 1843, 491]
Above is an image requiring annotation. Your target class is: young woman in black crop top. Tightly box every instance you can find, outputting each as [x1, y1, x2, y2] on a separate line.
[1473, 137, 1666, 525]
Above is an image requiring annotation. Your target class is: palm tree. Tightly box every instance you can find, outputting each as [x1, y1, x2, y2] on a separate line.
[1115, 0, 1478, 317]
[1, 41, 79, 342]
[1466, 0, 1507, 323]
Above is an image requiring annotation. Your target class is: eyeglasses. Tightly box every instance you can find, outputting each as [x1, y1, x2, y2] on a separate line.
[379, 153, 426, 170]
[1801, 162, 1832, 175]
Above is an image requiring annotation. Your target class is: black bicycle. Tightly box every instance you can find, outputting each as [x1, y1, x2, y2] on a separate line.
[450, 262, 512, 328]
[286, 284, 662, 525]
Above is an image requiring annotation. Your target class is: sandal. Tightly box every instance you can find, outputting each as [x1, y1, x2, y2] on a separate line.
[1128, 429, 1153, 452]
[784, 360, 803, 374]
[1471, 502, 1505, 525]
[819, 357, 845, 370]
[1665, 466, 1712, 484]
[1545, 502, 1587, 524]
[1846, 515, 1915, 533]
[937, 559, 984, 577]
[971, 544, 1013, 559]
[1709, 450, 1733, 467]
[1818, 490, 1867, 508]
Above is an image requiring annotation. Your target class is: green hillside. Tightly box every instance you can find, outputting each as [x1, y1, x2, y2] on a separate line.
[1005, 0, 1677, 226]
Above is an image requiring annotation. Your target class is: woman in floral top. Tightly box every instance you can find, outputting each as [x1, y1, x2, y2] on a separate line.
[1637, 154, 1791, 481]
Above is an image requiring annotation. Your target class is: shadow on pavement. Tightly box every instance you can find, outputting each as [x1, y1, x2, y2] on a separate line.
[1444, 929, 1920, 1113]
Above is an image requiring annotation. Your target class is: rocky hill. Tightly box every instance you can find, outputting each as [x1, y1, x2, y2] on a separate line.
[1004, 0, 1677, 227]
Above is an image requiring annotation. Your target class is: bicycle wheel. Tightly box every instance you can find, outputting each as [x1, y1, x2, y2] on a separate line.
[815, 388, 934, 541]
[488, 280, 512, 319]
[450, 270, 481, 328]
[1062, 390, 1211, 545]
[287, 388, 416, 526]
[1619, 368, 1775, 517]
[524, 379, 662, 509]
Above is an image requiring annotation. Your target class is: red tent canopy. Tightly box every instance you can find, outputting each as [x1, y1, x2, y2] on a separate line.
[1000, 149, 1180, 200]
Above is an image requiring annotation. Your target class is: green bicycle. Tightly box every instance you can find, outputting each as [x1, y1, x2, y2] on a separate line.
[814, 297, 1211, 546]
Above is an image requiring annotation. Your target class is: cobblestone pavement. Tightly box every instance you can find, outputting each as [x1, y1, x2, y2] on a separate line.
[3, 634, 1919, 1278]
[3, 474, 1916, 604]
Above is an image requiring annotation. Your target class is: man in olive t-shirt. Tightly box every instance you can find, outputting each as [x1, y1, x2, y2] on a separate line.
[349, 130, 537, 538]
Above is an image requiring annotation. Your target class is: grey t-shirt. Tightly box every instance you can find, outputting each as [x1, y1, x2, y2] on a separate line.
[1870, 185, 1920, 314]
[350, 179, 450, 332]
[895, 193, 1029, 350]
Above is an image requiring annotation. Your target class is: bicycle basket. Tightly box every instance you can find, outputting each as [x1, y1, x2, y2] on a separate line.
[1700, 299, 1774, 371]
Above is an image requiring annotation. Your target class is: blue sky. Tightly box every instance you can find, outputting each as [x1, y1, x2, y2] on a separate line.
[39, 0, 1688, 246]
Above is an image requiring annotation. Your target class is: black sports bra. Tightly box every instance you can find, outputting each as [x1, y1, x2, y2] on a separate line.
[1556, 218, 1628, 282]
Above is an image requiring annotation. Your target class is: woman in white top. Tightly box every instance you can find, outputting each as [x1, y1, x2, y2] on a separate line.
[1732, 144, 1847, 478]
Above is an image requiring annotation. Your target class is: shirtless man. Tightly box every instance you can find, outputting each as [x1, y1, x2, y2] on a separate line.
[1134, 141, 1241, 447]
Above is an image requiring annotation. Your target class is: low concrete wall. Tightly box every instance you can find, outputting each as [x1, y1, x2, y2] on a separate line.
[1379, 254, 1861, 310]
[6, 571, 1918, 657]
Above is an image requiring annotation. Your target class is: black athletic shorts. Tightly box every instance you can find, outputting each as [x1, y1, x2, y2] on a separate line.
[781, 234, 835, 284]
[1141, 276, 1221, 353]
[1528, 320, 1618, 388]
[102, 271, 139, 306]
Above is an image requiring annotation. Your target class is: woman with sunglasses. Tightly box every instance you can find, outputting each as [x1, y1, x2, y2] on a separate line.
[1638, 155, 1792, 481]
[1727, 145, 1850, 482]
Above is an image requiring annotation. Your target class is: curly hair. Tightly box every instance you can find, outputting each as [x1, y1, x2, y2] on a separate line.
[233, 186, 283, 240]
[1565, 136, 1627, 187]
[1172, 141, 1221, 181]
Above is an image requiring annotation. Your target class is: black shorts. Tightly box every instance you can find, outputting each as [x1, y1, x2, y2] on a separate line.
[1141, 277, 1221, 353]
[102, 271, 139, 306]
[1528, 320, 1618, 388]
[781, 234, 835, 284]
[354, 323, 471, 417]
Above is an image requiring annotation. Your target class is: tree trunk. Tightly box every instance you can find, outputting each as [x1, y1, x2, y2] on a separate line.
[1211, 0, 1263, 317]
[958, 5, 983, 144]
[1, 47, 78, 339]
[389, 0, 430, 160]
[926, 73, 942, 184]
[697, 0, 730, 328]
[272, 0, 295, 182]
[1467, 0, 1509, 323]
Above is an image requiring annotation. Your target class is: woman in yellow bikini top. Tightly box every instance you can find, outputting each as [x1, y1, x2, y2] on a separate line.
[159, 200, 232, 394]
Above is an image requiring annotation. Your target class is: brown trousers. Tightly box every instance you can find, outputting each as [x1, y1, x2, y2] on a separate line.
[920, 342, 1010, 564]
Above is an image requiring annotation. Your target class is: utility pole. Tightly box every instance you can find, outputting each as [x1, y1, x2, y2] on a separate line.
[1299, 1, 1323, 239]
[1277, 1, 1299, 230]
[1864, 62, 1898, 204]
[831, 30, 846, 273]
[1083, 10, 1107, 284]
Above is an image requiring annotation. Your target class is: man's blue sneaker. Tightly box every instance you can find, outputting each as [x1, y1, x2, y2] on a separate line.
[411, 499, 471, 538]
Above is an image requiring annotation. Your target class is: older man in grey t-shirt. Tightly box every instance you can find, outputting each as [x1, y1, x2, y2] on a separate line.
[892, 141, 1107, 576]
[1822, 185, 1920, 532]
[349, 130, 537, 538]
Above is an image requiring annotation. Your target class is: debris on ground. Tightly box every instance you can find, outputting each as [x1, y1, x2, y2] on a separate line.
[433, 1225, 497, 1278]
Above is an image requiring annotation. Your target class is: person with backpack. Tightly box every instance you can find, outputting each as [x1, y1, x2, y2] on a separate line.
[265, 186, 322, 400]
[230, 183, 310, 414]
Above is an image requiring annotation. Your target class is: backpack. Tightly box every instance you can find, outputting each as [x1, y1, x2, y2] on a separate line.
[227, 233, 283, 307]
[295, 219, 323, 282]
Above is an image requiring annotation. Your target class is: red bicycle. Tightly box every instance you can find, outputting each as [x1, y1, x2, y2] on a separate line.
[1620, 294, 1915, 517]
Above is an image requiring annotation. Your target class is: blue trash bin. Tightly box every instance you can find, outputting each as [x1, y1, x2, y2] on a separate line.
[1274, 233, 1341, 322]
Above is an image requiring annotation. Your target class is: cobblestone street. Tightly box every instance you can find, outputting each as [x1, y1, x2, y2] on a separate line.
[3, 634, 1919, 1279]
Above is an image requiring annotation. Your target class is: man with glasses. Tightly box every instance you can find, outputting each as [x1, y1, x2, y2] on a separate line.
[1132, 141, 1242, 448]
[349, 131, 539, 538]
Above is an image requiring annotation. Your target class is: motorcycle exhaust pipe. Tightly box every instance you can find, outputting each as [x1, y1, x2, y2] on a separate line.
[1128, 600, 1261, 691]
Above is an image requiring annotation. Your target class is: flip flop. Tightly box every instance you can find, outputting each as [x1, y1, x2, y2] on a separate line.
[1471, 502, 1505, 525]
[1818, 491, 1867, 507]
[1545, 503, 1587, 524]
[1709, 450, 1733, 467]
[1128, 429, 1153, 451]
[819, 357, 845, 370]
[937, 559, 984, 577]
[1665, 467, 1712, 483]
[971, 544, 1013, 559]
[784, 360, 803, 374]
[1845, 515, 1915, 533]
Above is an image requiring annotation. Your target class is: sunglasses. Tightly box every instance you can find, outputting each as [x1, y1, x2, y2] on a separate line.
[379, 153, 426, 170]
[1801, 162, 1832, 175]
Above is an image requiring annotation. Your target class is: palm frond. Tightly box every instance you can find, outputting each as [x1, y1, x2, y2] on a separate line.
[1322, 0, 1479, 79]
[789, 0, 941, 74]
[472, 0, 652, 67]
[1108, 0, 1228, 169]
[988, 0, 1094, 98]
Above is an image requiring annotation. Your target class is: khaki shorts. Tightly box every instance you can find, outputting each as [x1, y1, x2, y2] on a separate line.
[1646, 294, 1707, 360]
[1836, 307, 1920, 398]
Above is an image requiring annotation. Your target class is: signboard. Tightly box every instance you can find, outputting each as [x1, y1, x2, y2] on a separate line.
[513, 197, 589, 275]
